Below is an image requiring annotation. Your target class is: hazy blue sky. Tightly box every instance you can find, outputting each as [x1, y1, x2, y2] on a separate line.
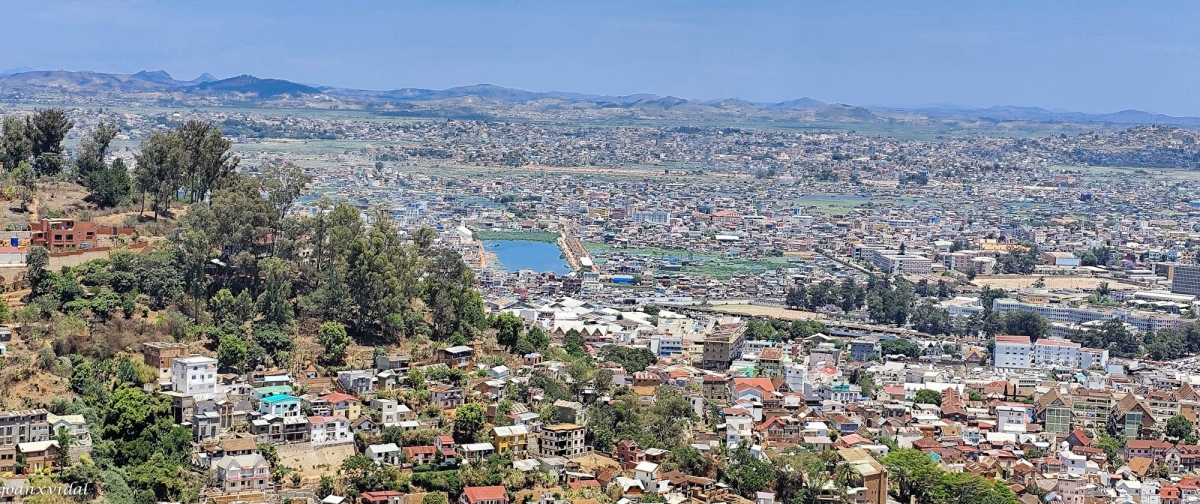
[4, 1, 1200, 115]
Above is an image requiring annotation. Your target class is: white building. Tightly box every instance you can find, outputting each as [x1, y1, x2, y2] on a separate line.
[992, 335, 1032, 369]
[995, 406, 1027, 432]
[309, 415, 351, 446]
[1033, 339, 1081, 368]
[214, 454, 272, 492]
[725, 408, 753, 447]
[171, 356, 218, 397]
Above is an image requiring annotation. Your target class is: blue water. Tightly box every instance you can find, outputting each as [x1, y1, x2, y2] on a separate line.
[485, 240, 574, 274]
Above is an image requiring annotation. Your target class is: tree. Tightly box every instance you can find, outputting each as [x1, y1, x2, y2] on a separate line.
[259, 162, 311, 230]
[422, 494, 449, 504]
[28, 109, 74, 176]
[785, 287, 806, 309]
[913, 389, 942, 405]
[880, 338, 920, 358]
[526, 326, 550, 351]
[563, 328, 585, 357]
[880, 449, 942, 504]
[26, 245, 50, 295]
[178, 120, 239, 202]
[257, 258, 294, 327]
[493, 313, 525, 350]
[89, 158, 133, 207]
[218, 335, 248, 372]
[13, 160, 35, 210]
[133, 130, 186, 219]
[317, 321, 351, 366]
[1, 116, 32, 170]
[1000, 311, 1049, 341]
[453, 403, 486, 443]
[54, 426, 74, 470]
[1168, 414, 1193, 440]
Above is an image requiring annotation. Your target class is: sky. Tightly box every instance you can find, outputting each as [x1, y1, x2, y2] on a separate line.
[4, 0, 1200, 115]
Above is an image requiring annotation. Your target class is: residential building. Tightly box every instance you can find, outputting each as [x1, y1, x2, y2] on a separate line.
[214, 454, 272, 492]
[538, 423, 586, 458]
[702, 323, 746, 371]
[459, 486, 509, 504]
[442, 345, 475, 368]
[838, 447, 889, 504]
[992, 335, 1032, 369]
[17, 440, 58, 473]
[492, 425, 531, 459]
[1033, 339, 1082, 368]
[309, 416, 351, 446]
[259, 394, 302, 418]
[171, 355, 218, 397]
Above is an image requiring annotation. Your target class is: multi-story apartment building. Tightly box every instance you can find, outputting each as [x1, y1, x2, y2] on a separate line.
[702, 323, 746, 371]
[993, 335, 1032, 369]
[1033, 339, 1082, 368]
[1173, 264, 1200, 297]
[171, 356, 218, 397]
[0, 409, 50, 474]
[538, 423, 586, 458]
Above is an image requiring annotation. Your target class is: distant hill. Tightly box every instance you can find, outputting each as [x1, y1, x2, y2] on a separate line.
[188, 73, 218, 84]
[131, 70, 178, 85]
[1, 68, 1199, 127]
[196, 75, 320, 98]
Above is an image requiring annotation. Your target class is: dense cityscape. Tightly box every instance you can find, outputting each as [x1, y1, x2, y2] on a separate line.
[1, 6, 1200, 504]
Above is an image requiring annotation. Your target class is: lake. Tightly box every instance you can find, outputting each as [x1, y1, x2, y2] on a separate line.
[485, 240, 574, 274]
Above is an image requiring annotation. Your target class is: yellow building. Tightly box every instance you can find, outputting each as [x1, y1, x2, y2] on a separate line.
[492, 425, 532, 459]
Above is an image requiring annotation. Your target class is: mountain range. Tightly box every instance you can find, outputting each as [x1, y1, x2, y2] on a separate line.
[2, 68, 1199, 127]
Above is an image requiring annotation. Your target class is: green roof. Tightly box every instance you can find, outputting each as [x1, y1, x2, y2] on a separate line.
[255, 385, 293, 395]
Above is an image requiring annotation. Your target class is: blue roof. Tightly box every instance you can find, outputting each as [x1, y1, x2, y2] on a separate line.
[261, 394, 299, 403]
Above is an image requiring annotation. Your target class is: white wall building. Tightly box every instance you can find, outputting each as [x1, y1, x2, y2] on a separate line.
[1033, 339, 1082, 368]
[992, 335, 1032, 369]
[309, 415, 351, 446]
[171, 356, 218, 397]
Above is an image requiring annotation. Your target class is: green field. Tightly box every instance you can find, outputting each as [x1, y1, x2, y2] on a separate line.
[584, 242, 794, 279]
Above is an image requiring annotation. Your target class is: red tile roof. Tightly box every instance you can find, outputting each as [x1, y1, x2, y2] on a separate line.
[462, 486, 508, 504]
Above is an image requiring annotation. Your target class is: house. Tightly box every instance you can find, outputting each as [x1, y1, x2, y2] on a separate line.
[635, 461, 664, 494]
[430, 384, 465, 409]
[493, 425, 531, 459]
[142, 342, 189, 380]
[321, 392, 362, 420]
[337, 370, 375, 395]
[459, 486, 509, 504]
[30, 219, 99, 250]
[615, 439, 645, 469]
[360, 491, 405, 504]
[309, 415, 352, 446]
[171, 355, 219, 397]
[46, 413, 91, 446]
[250, 415, 310, 444]
[350, 416, 379, 435]
[17, 440, 58, 473]
[442, 346, 475, 369]
[404, 445, 437, 466]
[371, 398, 403, 425]
[259, 394, 303, 418]
[366, 443, 401, 465]
[214, 454, 272, 492]
[460, 442, 497, 463]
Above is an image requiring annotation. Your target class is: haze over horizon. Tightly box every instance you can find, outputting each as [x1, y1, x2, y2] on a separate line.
[5, 0, 1200, 116]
